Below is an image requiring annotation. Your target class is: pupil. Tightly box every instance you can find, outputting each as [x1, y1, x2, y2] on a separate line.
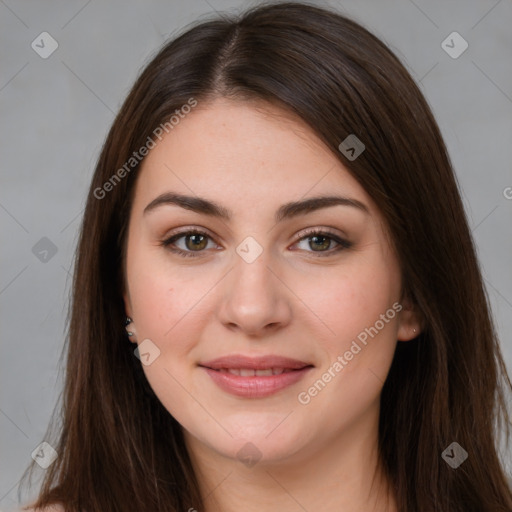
[183, 234, 331, 252]
[187, 234, 206, 250]
[311, 235, 329, 251]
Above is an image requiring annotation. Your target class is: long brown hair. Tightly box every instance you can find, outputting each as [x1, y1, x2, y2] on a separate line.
[19, 2, 512, 510]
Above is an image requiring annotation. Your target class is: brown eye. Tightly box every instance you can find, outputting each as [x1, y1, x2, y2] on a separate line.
[308, 234, 332, 251]
[293, 229, 352, 256]
[161, 229, 217, 258]
[184, 233, 208, 251]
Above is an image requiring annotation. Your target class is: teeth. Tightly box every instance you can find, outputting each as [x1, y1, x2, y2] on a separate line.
[255, 369, 273, 376]
[221, 368, 290, 376]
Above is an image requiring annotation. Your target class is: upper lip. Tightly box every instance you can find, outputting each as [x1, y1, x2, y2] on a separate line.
[199, 355, 313, 371]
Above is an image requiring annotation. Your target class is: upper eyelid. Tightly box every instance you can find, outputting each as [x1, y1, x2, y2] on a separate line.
[164, 225, 347, 242]
[163, 227, 348, 251]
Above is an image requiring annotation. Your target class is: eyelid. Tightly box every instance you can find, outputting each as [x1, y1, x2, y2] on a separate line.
[291, 227, 352, 255]
[160, 227, 220, 255]
[162, 226, 215, 241]
[294, 225, 347, 240]
[160, 225, 352, 257]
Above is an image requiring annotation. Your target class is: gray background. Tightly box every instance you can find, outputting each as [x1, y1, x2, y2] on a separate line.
[1, 0, 511, 509]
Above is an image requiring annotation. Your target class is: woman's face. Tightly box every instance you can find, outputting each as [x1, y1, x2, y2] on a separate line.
[123, 97, 418, 466]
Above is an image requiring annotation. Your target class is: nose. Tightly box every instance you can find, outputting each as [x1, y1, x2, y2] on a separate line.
[216, 246, 292, 338]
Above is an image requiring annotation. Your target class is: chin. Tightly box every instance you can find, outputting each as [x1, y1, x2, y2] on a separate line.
[192, 414, 310, 466]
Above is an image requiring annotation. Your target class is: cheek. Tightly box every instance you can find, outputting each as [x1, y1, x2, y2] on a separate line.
[126, 259, 208, 425]
[127, 242, 201, 335]
[292, 253, 400, 351]
[126, 253, 193, 364]
[295, 257, 400, 412]
[131, 272, 174, 335]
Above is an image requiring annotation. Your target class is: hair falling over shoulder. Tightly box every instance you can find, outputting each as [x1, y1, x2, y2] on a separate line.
[19, 2, 512, 511]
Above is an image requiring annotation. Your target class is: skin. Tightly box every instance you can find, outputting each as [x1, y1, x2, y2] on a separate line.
[123, 97, 422, 512]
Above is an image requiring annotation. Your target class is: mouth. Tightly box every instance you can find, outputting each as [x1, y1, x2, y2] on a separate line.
[199, 355, 314, 398]
[214, 367, 300, 376]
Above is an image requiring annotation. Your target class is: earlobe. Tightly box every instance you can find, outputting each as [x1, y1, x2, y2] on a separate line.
[123, 292, 137, 343]
[125, 316, 137, 343]
[396, 296, 422, 342]
[397, 324, 420, 341]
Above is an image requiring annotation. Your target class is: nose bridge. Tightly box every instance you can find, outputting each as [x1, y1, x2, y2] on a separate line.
[217, 238, 291, 335]
[233, 241, 274, 292]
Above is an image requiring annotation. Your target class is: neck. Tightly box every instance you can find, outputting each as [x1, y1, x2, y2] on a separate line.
[184, 407, 397, 512]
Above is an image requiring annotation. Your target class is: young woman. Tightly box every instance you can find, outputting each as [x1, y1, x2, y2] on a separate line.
[19, 2, 512, 511]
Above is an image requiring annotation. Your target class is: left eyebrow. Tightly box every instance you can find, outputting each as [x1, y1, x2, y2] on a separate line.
[143, 192, 370, 222]
[275, 195, 370, 221]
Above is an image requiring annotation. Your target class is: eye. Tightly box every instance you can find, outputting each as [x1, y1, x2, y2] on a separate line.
[160, 229, 219, 258]
[292, 228, 352, 256]
[160, 227, 352, 258]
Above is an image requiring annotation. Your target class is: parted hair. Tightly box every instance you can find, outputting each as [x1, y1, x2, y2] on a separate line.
[20, 2, 512, 511]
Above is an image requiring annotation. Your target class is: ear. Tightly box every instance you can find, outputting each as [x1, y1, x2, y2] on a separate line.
[123, 291, 139, 344]
[396, 295, 423, 341]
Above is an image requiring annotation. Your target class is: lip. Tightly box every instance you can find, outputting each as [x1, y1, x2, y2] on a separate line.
[199, 354, 314, 398]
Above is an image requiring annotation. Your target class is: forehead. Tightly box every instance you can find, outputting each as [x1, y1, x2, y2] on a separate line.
[133, 98, 375, 217]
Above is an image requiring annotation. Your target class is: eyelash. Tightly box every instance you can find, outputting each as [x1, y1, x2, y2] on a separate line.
[160, 227, 352, 258]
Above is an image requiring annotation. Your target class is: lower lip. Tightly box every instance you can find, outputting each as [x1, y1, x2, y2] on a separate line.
[202, 367, 313, 398]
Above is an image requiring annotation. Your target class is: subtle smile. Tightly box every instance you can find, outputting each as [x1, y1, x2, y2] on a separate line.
[199, 355, 314, 398]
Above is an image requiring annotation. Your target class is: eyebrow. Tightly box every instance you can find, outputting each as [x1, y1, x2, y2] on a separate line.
[143, 192, 370, 222]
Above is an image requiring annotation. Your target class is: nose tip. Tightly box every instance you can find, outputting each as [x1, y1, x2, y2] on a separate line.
[216, 251, 292, 337]
[224, 319, 282, 337]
